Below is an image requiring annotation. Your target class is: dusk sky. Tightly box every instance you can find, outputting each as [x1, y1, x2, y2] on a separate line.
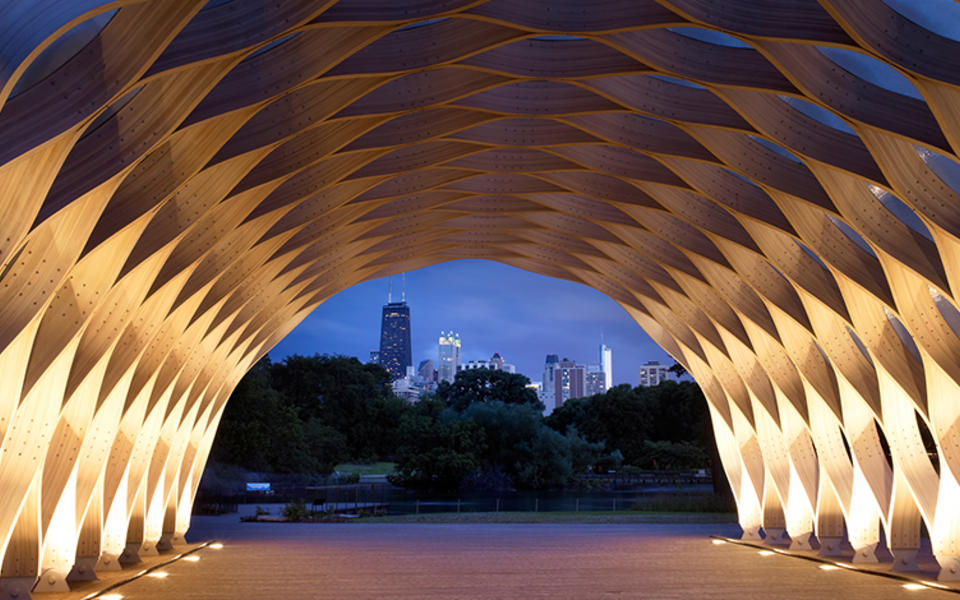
[269, 260, 673, 386]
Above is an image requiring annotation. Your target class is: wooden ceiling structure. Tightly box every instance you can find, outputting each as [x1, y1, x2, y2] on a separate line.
[3, 0, 960, 593]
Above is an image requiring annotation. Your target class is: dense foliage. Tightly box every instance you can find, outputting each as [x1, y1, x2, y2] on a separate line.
[434, 368, 543, 411]
[211, 355, 716, 491]
[545, 381, 710, 469]
[211, 354, 402, 473]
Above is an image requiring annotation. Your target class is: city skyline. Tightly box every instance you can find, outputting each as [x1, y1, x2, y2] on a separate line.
[268, 260, 673, 386]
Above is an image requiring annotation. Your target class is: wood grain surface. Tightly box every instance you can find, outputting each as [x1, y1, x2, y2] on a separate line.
[2, 0, 960, 591]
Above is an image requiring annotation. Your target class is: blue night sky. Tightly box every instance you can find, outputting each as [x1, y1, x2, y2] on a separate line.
[268, 260, 673, 386]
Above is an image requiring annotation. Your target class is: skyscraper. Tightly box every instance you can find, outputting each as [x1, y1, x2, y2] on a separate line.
[585, 371, 606, 396]
[378, 278, 411, 380]
[553, 358, 585, 408]
[438, 331, 461, 383]
[599, 342, 612, 390]
[417, 359, 435, 382]
[638, 361, 670, 387]
[543, 354, 560, 405]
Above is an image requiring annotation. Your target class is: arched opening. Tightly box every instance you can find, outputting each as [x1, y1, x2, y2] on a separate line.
[0, 0, 960, 594]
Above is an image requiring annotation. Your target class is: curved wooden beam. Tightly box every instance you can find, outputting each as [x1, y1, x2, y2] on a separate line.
[2, 0, 960, 592]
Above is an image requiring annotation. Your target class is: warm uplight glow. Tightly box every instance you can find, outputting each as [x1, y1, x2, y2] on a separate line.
[711, 539, 726, 545]
[209, 542, 224, 549]
[4, 1, 960, 591]
[902, 583, 927, 591]
[100, 594, 125, 600]
[147, 571, 169, 578]
[921, 581, 948, 589]
[818, 564, 840, 571]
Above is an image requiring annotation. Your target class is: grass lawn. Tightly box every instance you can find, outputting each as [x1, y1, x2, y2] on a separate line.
[355, 511, 736, 524]
[334, 462, 396, 476]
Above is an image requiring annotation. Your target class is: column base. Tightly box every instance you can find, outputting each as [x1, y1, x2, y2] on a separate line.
[938, 556, 960, 580]
[95, 552, 122, 571]
[851, 543, 879, 563]
[32, 569, 68, 594]
[118, 543, 141, 566]
[157, 533, 176, 552]
[891, 548, 920, 571]
[762, 528, 790, 547]
[788, 532, 816, 551]
[139, 541, 159, 557]
[0, 576, 34, 600]
[66, 557, 99, 583]
[740, 526, 762, 541]
[818, 536, 846, 557]
[119, 541, 159, 565]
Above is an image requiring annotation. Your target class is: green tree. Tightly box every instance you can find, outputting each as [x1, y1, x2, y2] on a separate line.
[302, 419, 347, 474]
[564, 426, 609, 474]
[270, 354, 403, 460]
[389, 401, 486, 490]
[647, 381, 709, 445]
[211, 358, 315, 473]
[545, 381, 711, 467]
[436, 369, 543, 412]
[667, 361, 687, 378]
[547, 384, 654, 465]
[639, 440, 709, 470]
[463, 401, 572, 489]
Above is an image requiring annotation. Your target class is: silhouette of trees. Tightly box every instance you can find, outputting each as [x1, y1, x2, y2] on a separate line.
[210, 355, 715, 490]
[212, 354, 400, 473]
[545, 381, 710, 469]
[434, 368, 543, 411]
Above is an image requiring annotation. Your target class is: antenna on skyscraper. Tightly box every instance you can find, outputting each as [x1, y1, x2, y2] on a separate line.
[388, 276, 393, 303]
[401, 272, 406, 302]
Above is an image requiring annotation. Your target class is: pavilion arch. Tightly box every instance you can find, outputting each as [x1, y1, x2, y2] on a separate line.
[5, 0, 960, 595]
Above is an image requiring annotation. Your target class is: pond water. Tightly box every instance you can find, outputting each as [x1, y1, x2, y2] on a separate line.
[381, 486, 715, 514]
[220, 482, 723, 516]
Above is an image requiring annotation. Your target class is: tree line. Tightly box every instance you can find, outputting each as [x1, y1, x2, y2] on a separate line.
[210, 354, 717, 491]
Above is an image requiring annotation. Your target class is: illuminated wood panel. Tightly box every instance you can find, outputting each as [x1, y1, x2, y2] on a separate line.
[2, 0, 960, 594]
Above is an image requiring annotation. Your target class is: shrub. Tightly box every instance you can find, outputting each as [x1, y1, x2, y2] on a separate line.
[337, 472, 361, 484]
[282, 501, 310, 521]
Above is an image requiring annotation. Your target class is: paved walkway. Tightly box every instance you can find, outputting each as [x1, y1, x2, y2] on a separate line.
[99, 515, 940, 599]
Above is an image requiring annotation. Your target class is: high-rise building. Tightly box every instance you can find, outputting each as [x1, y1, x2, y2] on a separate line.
[553, 358, 585, 409]
[532, 381, 553, 413]
[369, 350, 380, 364]
[599, 342, 612, 390]
[417, 359, 435, 382]
[638, 361, 671, 386]
[392, 366, 420, 401]
[457, 352, 515, 374]
[543, 354, 560, 402]
[585, 370, 606, 396]
[458, 359, 491, 372]
[438, 331, 461, 383]
[378, 278, 412, 380]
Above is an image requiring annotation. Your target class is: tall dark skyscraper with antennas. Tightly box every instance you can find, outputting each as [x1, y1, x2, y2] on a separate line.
[378, 275, 412, 380]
